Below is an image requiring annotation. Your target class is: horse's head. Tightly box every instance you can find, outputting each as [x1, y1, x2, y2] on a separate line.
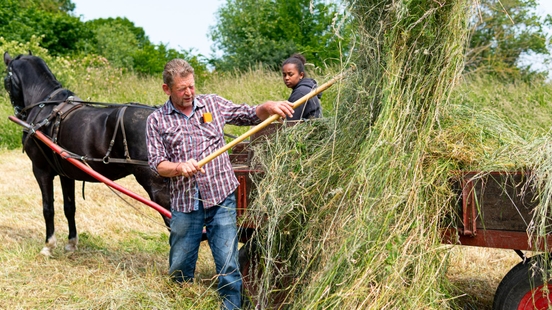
[3, 52, 62, 118]
[3, 52, 24, 115]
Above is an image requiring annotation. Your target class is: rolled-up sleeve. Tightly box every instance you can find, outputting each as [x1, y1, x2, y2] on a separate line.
[216, 96, 262, 126]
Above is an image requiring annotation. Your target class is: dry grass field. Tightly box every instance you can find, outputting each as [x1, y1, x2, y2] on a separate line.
[446, 246, 524, 309]
[0, 149, 221, 309]
[0, 149, 527, 309]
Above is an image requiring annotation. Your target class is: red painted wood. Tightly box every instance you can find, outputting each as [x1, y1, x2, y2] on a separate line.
[442, 228, 552, 251]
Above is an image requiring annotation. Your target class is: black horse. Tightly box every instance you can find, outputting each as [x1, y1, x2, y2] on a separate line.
[3, 52, 170, 256]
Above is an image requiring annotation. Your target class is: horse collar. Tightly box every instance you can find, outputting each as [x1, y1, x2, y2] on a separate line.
[16, 87, 69, 120]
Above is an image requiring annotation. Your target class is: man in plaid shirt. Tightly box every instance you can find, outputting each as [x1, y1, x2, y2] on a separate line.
[146, 59, 293, 310]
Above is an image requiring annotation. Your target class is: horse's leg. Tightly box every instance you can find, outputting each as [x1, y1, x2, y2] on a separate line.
[59, 176, 78, 252]
[34, 171, 57, 257]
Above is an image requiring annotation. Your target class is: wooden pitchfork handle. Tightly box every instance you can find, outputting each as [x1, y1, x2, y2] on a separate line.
[198, 69, 350, 168]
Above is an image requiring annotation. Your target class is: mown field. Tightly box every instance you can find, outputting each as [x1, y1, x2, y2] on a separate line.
[0, 149, 221, 309]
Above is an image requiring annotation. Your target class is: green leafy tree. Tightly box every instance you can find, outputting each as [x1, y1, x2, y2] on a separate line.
[467, 0, 552, 78]
[80, 17, 143, 58]
[210, 0, 350, 71]
[131, 42, 172, 75]
[0, 0, 209, 76]
[94, 23, 137, 69]
[132, 43, 209, 81]
[83, 17, 150, 50]
[19, 0, 75, 12]
[0, 0, 89, 56]
[83, 18, 208, 77]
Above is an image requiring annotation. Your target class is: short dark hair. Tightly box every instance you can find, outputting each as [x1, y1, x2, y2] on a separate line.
[163, 59, 195, 87]
[282, 53, 307, 76]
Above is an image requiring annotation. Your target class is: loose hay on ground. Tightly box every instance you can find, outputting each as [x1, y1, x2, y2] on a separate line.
[0, 149, 220, 309]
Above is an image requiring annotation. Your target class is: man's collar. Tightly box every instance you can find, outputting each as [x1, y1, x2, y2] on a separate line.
[166, 98, 194, 114]
[162, 96, 205, 115]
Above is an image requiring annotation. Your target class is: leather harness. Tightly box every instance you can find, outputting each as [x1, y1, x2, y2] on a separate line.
[20, 89, 150, 178]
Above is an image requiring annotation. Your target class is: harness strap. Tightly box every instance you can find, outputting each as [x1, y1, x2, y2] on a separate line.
[19, 88, 67, 117]
[35, 97, 85, 177]
[20, 98, 150, 167]
[31, 97, 83, 134]
[50, 114, 68, 176]
[45, 87, 66, 102]
[103, 106, 127, 164]
[120, 108, 130, 160]
[52, 103, 68, 144]
[84, 157, 148, 165]
[21, 103, 48, 151]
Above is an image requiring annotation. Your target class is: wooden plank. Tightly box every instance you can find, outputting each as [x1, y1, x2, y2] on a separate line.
[452, 171, 539, 232]
[442, 228, 552, 251]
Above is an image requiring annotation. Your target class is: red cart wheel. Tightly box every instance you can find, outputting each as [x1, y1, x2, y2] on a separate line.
[493, 255, 552, 310]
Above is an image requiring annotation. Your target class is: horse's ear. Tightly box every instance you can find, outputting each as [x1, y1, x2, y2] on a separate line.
[4, 52, 11, 66]
[28, 50, 32, 56]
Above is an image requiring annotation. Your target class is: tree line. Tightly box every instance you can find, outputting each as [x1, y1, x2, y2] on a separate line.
[1, 0, 208, 76]
[1, 0, 550, 79]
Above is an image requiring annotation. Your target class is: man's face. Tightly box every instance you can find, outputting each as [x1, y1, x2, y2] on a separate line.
[163, 74, 195, 111]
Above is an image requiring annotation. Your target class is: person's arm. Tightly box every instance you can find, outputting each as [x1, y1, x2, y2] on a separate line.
[255, 100, 294, 120]
[157, 159, 205, 178]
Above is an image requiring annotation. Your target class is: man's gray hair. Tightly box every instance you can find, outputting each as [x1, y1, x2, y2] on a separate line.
[163, 59, 195, 87]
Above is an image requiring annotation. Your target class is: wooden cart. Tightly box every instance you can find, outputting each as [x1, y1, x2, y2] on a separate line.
[442, 171, 552, 310]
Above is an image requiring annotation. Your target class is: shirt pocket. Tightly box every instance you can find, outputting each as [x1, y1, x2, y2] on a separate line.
[160, 124, 192, 158]
[196, 122, 223, 156]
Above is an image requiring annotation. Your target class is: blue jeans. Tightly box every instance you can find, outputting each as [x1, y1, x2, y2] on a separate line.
[169, 192, 242, 310]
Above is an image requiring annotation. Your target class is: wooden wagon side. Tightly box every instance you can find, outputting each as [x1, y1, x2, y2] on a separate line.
[443, 171, 552, 310]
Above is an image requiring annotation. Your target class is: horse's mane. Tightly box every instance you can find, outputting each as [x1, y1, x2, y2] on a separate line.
[9, 54, 67, 107]
[14, 54, 62, 90]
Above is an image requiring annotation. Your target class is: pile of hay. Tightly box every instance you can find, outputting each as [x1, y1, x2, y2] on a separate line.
[245, 0, 474, 308]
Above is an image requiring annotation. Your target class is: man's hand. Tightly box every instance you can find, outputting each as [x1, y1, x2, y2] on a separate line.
[178, 159, 205, 178]
[157, 159, 205, 178]
[256, 100, 294, 120]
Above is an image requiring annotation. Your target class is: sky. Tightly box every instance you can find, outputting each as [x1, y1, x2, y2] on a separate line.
[537, 0, 552, 18]
[71, 0, 552, 70]
[70, 0, 224, 57]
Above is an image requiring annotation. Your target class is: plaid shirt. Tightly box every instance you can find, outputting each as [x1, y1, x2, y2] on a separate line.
[146, 94, 261, 212]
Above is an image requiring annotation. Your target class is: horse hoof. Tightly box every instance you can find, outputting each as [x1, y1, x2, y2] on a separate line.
[65, 237, 78, 252]
[40, 247, 52, 257]
[40, 235, 57, 256]
[65, 243, 77, 252]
